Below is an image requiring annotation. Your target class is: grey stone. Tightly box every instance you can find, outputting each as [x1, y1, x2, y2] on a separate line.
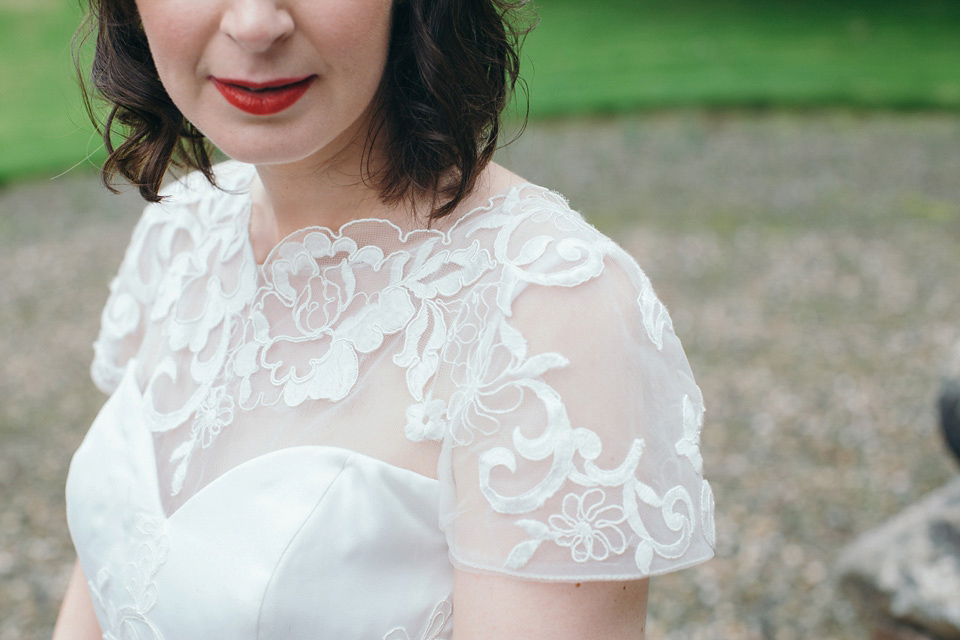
[941, 340, 960, 465]
[874, 621, 942, 640]
[838, 477, 960, 640]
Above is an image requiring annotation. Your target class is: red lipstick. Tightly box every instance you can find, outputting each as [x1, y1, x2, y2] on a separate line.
[210, 76, 315, 116]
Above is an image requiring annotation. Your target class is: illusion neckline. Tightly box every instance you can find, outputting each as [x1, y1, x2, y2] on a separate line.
[117, 363, 442, 521]
[213, 161, 539, 268]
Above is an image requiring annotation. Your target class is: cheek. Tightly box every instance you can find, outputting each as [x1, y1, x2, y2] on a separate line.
[136, 1, 212, 84]
[301, 0, 393, 73]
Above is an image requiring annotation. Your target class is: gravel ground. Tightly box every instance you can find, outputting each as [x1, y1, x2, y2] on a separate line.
[2, 111, 959, 639]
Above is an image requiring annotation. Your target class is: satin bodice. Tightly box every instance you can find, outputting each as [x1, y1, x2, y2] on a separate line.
[67, 365, 454, 639]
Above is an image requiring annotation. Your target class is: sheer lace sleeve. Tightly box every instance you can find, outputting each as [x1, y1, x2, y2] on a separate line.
[90, 171, 217, 394]
[437, 204, 715, 581]
[91, 207, 161, 393]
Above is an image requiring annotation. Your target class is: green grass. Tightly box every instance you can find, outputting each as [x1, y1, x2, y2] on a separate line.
[0, 2, 102, 184]
[520, 0, 960, 116]
[2, 0, 960, 184]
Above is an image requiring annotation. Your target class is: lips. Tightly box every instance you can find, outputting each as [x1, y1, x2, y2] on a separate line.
[210, 76, 316, 116]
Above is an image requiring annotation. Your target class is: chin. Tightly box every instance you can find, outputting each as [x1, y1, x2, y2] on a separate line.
[198, 112, 369, 170]
[210, 135, 324, 168]
[217, 147, 312, 167]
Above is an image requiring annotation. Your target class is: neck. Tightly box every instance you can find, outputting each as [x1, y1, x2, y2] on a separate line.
[251, 139, 411, 240]
[245, 132, 520, 263]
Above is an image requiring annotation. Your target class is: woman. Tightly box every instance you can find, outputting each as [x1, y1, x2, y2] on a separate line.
[54, 0, 715, 637]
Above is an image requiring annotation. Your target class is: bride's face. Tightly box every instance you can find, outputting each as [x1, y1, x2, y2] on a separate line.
[134, 0, 393, 167]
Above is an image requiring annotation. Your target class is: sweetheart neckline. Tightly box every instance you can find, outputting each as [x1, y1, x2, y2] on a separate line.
[109, 364, 441, 522]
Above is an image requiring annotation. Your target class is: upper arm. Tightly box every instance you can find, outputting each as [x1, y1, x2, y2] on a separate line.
[437, 209, 714, 631]
[52, 560, 102, 640]
[452, 569, 648, 640]
[90, 200, 170, 394]
[439, 247, 714, 580]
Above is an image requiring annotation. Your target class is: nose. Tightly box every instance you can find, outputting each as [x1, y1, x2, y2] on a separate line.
[220, 0, 294, 53]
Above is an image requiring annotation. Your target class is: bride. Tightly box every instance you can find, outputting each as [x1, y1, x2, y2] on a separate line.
[54, 0, 715, 637]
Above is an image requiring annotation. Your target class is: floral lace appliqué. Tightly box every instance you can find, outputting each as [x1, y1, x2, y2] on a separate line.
[405, 399, 448, 443]
[636, 270, 673, 351]
[507, 489, 629, 569]
[676, 394, 705, 474]
[92, 166, 713, 579]
[383, 598, 453, 640]
[441, 228, 710, 574]
[88, 514, 170, 640]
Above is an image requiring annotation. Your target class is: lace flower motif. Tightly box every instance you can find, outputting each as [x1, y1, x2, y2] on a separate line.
[404, 399, 448, 443]
[88, 514, 169, 640]
[192, 385, 235, 448]
[548, 489, 628, 563]
[506, 489, 631, 569]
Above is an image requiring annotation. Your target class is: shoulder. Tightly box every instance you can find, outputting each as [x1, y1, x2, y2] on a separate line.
[119, 161, 252, 276]
[459, 176, 662, 340]
[121, 160, 253, 251]
[443, 177, 692, 430]
[157, 160, 254, 203]
[439, 178, 715, 580]
[467, 167, 629, 274]
[147, 160, 255, 228]
[90, 161, 256, 393]
[122, 161, 255, 284]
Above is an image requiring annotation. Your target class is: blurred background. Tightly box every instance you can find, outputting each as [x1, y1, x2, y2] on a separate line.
[1, 0, 959, 637]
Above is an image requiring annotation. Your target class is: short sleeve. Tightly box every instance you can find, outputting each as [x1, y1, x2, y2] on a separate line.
[90, 203, 161, 393]
[438, 234, 715, 581]
[90, 161, 257, 395]
[90, 173, 206, 394]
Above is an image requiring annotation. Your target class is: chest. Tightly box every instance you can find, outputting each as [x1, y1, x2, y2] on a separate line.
[66, 366, 454, 639]
[123, 207, 504, 514]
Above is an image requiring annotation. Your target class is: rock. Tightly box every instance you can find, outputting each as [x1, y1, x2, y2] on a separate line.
[940, 340, 960, 465]
[837, 476, 960, 640]
[874, 622, 942, 640]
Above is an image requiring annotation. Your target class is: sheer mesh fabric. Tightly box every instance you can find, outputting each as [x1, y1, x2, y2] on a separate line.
[91, 161, 714, 579]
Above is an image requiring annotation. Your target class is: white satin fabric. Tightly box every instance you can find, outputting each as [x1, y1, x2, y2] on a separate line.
[66, 162, 714, 638]
[68, 365, 453, 639]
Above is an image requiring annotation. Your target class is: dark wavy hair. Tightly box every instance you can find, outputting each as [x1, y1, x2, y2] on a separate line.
[75, 0, 535, 221]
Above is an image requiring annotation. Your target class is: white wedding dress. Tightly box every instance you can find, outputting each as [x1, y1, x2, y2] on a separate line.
[66, 162, 715, 639]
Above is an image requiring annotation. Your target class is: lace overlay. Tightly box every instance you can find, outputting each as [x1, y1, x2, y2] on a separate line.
[78, 161, 713, 631]
[384, 599, 453, 640]
[88, 514, 170, 640]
